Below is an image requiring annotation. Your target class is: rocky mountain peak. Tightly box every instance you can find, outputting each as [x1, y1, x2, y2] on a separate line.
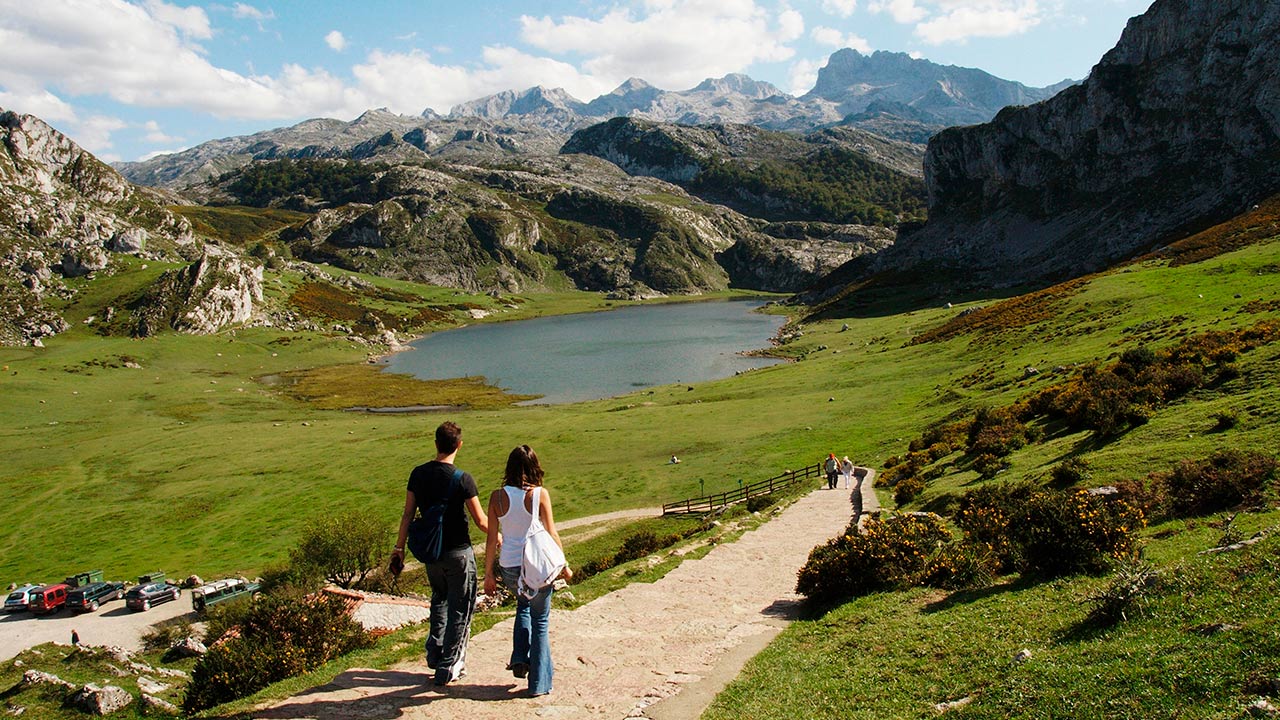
[692, 73, 784, 100]
[877, 0, 1280, 288]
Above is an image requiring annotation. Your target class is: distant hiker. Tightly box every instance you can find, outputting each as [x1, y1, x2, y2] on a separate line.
[484, 445, 569, 698]
[392, 421, 489, 687]
[825, 453, 840, 489]
[71, 629, 79, 646]
[841, 456, 855, 489]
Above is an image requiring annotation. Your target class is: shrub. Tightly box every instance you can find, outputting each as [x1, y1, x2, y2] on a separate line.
[614, 530, 667, 565]
[971, 453, 1007, 479]
[1163, 449, 1278, 517]
[1016, 490, 1144, 577]
[921, 541, 999, 591]
[184, 594, 373, 713]
[796, 513, 953, 603]
[1084, 558, 1163, 626]
[1213, 410, 1239, 431]
[1115, 474, 1174, 523]
[289, 508, 389, 589]
[956, 481, 1037, 573]
[894, 475, 926, 506]
[1050, 457, 1092, 488]
[746, 494, 778, 513]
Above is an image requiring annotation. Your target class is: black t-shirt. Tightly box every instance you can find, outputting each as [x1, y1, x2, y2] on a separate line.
[407, 460, 479, 551]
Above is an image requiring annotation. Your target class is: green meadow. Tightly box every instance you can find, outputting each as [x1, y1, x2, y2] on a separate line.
[1, 201, 1278, 718]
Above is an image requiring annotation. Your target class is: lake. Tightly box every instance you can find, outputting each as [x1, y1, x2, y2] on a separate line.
[382, 299, 787, 404]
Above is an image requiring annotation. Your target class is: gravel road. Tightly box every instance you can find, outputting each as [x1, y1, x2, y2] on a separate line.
[0, 594, 195, 662]
[253, 474, 875, 720]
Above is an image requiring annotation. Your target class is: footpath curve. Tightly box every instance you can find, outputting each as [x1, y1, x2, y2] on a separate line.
[256, 470, 878, 720]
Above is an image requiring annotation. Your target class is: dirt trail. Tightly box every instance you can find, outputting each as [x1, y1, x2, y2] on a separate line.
[256, 472, 877, 720]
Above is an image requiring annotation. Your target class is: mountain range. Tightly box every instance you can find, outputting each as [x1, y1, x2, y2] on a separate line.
[115, 49, 1072, 191]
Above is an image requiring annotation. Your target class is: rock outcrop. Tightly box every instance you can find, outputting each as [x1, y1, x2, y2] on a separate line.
[128, 251, 263, 337]
[881, 0, 1280, 287]
[0, 109, 195, 345]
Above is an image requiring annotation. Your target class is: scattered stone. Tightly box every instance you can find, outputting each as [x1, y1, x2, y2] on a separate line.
[935, 696, 974, 713]
[66, 685, 133, 715]
[1249, 698, 1279, 717]
[103, 664, 130, 677]
[167, 637, 207, 658]
[19, 670, 74, 690]
[1022, 367, 1040, 378]
[7, 704, 26, 716]
[1087, 486, 1119, 496]
[136, 677, 168, 695]
[11, 660, 22, 668]
[1013, 649, 1033, 664]
[140, 694, 179, 715]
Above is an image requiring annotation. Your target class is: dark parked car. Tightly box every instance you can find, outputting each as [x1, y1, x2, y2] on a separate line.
[125, 583, 180, 611]
[66, 581, 125, 612]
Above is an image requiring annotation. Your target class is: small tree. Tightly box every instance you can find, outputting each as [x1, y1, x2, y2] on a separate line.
[289, 508, 389, 589]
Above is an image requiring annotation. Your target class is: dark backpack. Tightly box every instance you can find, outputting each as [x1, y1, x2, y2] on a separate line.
[406, 467, 463, 564]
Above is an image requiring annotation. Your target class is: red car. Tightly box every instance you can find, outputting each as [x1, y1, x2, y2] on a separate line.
[28, 583, 69, 614]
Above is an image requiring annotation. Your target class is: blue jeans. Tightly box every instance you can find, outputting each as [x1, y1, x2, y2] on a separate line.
[425, 547, 476, 676]
[500, 565, 553, 695]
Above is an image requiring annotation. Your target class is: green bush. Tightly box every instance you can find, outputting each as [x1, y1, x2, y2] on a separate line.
[289, 508, 390, 589]
[971, 453, 1007, 479]
[1213, 411, 1239, 431]
[1050, 457, 1093, 488]
[796, 513, 953, 603]
[955, 481, 1037, 573]
[746, 494, 778, 513]
[921, 541, 999, 591]
[184, 594, 373, 713]
[894, 476, 926, 506]
[1016, 490, 1144, 577]
[1162, 449, 1278, 517]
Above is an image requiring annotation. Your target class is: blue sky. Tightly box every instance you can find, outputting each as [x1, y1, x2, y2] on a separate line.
[0, 0, 1153, 162]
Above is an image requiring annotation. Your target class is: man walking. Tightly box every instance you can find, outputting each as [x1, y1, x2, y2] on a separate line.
[391, 421, 490, 686]
[824, 453, 840, 490]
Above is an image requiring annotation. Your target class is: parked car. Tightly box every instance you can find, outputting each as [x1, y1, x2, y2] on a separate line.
[4, 584, 41, 612]
[29, 584, 70, 614]
[66, 581, 125, 612]
[125, 582, 180, 611]
[191, 578, 259, 613]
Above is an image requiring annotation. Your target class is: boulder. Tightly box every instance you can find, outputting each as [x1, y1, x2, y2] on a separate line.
[136, 676, 168, 695]
[183, 575, 203, 588]
[66, 685, 133, 716]
[140, 694, 179, 716]
[108, 227, 147, 254]
[167, 637, 207, 659]
[18, 670, 74, 691]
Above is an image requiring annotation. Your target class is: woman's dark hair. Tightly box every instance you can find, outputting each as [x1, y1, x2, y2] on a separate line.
[504, 445, 544, 488]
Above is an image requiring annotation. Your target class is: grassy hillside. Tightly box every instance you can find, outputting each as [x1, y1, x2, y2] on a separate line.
[0, 194, 1274, 712]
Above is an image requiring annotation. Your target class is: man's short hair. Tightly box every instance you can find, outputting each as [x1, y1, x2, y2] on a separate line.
[435, 421, 462, 454]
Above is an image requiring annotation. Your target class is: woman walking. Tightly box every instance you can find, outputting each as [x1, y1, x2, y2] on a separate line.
[484, 445, 568, 697]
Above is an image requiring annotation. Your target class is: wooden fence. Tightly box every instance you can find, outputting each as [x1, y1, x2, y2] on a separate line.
[661, 463, 824, 515]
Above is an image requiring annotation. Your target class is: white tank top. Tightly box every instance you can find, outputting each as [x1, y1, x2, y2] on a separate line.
[498, 486, 539, 568]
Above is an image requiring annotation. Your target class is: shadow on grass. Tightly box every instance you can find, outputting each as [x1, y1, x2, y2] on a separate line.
[919, 579, 1028, 615]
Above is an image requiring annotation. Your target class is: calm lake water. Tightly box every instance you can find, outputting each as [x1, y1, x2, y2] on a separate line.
[382, 299, 787, 405]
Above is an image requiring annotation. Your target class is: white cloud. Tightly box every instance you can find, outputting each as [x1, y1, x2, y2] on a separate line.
[0, 88, 77, 122]
[787, 58, 824, 95]
[142, 119, 182, 143]
[867, 0, 927, 23]
[143, 0, 211, 39]
[867, 0, 1044, 44]
[73, 114, 129, 159]
[231, 3, 273, 21]
[914, 2, 1042, 44]
[811, 26, 872, 53]
[0, 1, 364, 120]
[821, 0, 858, 18]
[325, 30, 347, 52]
[518, 1, 803, 90]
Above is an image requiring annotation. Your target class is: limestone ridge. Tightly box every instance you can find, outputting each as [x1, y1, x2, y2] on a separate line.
[868, 0, 1280, 289]
[268, 156, 880, 296]
[804, 49, 1070, 127]
[0, 109, 198, 345]
[117, 51, 1073, 191]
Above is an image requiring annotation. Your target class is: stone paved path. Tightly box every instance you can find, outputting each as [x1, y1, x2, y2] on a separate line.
[254, 472, 877, 720]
